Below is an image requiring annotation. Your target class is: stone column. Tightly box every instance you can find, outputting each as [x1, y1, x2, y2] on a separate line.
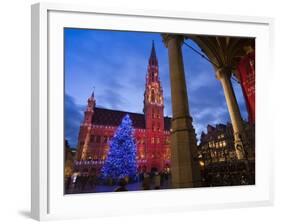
[216, 67, 246, 159]
[162, 34, 201, 188]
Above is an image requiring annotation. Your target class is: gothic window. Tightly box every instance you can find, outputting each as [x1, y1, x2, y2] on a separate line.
[157, 138, 160, 144]
[96, 136, 101, 143]
[151, 89, 155, 102]
[157, 96, 160, 104]
[90, 135, 95, 143]
[151, 137, 154, 144]
[103, 136, 107, 143]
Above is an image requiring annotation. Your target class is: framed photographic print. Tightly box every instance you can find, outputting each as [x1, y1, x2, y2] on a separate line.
[31, 2, 274, 221]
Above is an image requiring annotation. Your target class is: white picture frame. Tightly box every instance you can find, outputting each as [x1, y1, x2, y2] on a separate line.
[31, 2, 274, 221]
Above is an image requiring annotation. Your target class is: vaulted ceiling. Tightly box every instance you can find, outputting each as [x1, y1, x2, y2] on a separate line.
[185, 35, 255, 78]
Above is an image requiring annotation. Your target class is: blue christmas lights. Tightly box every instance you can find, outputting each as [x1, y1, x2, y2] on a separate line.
[101, 114, 137, 181]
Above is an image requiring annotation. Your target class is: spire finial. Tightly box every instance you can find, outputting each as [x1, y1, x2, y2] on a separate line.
[150, 40, 157, 61]
[91, 86, 95, 98]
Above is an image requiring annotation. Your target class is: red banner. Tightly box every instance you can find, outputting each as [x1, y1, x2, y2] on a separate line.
[237, 51, 255, 124]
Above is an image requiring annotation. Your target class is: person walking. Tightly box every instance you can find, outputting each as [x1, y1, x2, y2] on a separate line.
[114, 178, 128, 192]
[154, 171, 161, 189]
[142, 172, 150, 190]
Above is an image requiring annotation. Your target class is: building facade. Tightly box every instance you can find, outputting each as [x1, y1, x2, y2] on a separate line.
[198, 122, 255, 186]
[75, 43, 172, 174]
[198, 122, 255, 165]
[198, 123, 236, 165]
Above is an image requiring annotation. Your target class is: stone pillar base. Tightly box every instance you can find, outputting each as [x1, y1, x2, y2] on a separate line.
[171, 116, 201, 188]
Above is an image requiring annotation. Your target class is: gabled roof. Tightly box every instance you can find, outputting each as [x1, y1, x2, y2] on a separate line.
[92, 107, 145, 128]
[92, 107, 171, 131]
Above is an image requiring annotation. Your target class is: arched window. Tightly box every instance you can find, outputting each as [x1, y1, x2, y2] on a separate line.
[151, 89, 155, 102]
[96, 136, 101, 143]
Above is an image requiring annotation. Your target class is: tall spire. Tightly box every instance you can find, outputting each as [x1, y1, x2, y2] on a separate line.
[144, 40, 163, 109]
[150, 40, 156, 59]
[149, 40, 158, 66]
[87, 88, 96, 112]
[91, 87, 95, 98]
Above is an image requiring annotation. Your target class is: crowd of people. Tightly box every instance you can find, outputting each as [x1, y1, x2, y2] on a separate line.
[65, 172, 98, 193]
[64, 168, 171, 194]
[139, 169, 170, 190]
[65, 161, 255, 194]
[201, 160, 255, 186]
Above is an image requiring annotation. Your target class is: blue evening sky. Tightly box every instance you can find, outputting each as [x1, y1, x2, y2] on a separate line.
[64, 28, 248, 148]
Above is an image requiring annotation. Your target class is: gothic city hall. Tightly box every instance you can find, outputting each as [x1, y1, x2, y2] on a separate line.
[64, 29, 255, 194]
[75, 43, 172, 174]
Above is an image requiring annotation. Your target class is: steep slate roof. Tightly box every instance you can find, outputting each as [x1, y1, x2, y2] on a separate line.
[92, 107, 171, 131]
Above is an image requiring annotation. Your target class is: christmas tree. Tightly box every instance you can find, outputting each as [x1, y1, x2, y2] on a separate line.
[101, 114, 137, 181]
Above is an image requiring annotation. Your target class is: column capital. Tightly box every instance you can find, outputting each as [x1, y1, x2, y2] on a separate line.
[243, 45, 254, 55]
[161, 34, 184, 48]
[215, 66, 232, 80]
